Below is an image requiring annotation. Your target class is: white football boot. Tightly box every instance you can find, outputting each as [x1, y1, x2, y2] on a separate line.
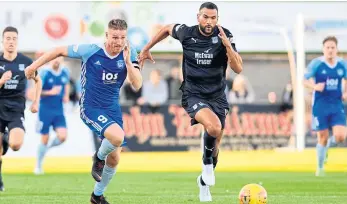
[197, 175, 212, 202]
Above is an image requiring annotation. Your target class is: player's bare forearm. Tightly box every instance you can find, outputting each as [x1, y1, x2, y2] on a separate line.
[41, 90, 54, 96]
[226, 46, 243, 74]
[303, 79, 315, 90]
[31, 47, 68, 71]
[143, 24, 175, 51]
[33, 76, 42, 103]
[126, 62, 142, 91]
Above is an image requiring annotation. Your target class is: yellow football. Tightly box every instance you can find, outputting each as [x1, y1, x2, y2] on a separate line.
[238, 183, 267, 204]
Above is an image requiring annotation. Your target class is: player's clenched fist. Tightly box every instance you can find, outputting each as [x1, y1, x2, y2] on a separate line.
[24, 65, 36, 79]
[30, 100, 39, 113]
[314, 82, 325, 92]
[0, 70, 12, 83]
[138, 49, 155, 69]
[123, 41, 131, 63]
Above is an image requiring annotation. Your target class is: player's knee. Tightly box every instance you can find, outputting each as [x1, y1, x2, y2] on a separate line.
[10, 142, 22, 151]
[106, 133, 124, 147]
[205, 121, 222, 137]
[57, 134, 67, 143]
[104, 124, 125, 147]
[335, 133, 346, 143]
[55, 128, 67, 142]
[318, 137, 328, 146]
[59, 136, 67, 143]
[317, 130, 329, 145]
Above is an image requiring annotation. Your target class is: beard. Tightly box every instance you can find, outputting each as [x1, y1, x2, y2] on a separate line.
[5, 47, 15, 53]
[199, 24, 214, 35]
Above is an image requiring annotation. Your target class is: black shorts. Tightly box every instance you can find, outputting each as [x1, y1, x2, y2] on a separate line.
[0, 114, 25, 133]
[181, 92, 229, 129]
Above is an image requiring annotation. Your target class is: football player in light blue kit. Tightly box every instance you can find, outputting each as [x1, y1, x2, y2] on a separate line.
[304, 36, 347, 177]
[25, 19, 142, 204]
[34, 57, 70, 175]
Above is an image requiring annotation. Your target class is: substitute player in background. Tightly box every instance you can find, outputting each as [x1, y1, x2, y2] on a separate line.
[139, 2, 242, 202]
[25, 19, 142, 204]
[0, 26, 42, 191]
[34, 57, 70, 175]
[304, 36, 347, 177]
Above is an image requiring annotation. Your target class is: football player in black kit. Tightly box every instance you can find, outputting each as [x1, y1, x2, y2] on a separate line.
[0, 26, 42, 191]
[139, 2, 242, 202]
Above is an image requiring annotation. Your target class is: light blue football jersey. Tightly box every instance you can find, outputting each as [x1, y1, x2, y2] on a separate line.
[67, 43, 138, 110]
[39, 66, 70, 113]
[305, 56, 347, 108]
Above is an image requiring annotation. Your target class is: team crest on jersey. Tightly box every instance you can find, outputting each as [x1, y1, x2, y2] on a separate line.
[19, 64, 25, 71]
[337, 69, 344, 76]
[212, 36, 218, 44]
[117, 60, 124, 68]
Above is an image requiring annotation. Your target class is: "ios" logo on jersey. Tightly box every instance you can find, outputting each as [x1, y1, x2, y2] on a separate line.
[102, 71, 118, 84]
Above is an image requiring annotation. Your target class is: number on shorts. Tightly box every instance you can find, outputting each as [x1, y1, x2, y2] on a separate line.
[98, 115, 108, 124]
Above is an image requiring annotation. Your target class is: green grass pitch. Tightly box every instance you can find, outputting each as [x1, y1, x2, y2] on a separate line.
[0, 172, 346, 203]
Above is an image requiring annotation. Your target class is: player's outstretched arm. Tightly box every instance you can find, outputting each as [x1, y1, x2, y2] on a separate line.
[139, 24, 176, 68]
[25, 46, 69, 79]
[125, 42, 142, 91]
[30, 74, 42, 113]
[143, 24, 176, 51]
[303, 59, 324, 92]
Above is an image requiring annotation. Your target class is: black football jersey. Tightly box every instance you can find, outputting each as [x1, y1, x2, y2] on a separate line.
[172, 24, 237, 98]
[0, 53, 33, 117]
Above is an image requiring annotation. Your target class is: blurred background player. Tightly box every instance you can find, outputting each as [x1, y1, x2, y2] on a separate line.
[139, 2, 242, 202]
[34, 57, 70, 175]
[0, 26, 42, 191]
[25, 19, 142, 204]
[303, 36, 347, 177]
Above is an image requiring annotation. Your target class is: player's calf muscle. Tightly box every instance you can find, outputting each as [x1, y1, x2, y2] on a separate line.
[106, 149, 121, 168]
